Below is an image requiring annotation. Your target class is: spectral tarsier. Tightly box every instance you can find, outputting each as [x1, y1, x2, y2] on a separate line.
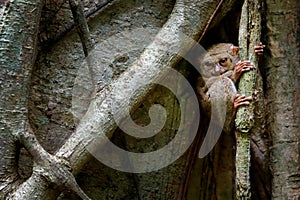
[197, 43, 264, 133]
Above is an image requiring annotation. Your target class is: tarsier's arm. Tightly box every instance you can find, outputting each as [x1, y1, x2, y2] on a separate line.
[230, 43, 265, 83]
[232, 43, 265, 109]
[197, 43, 264, 132]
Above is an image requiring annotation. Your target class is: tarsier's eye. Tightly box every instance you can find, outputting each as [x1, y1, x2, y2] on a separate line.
[219, 57, 228, 66]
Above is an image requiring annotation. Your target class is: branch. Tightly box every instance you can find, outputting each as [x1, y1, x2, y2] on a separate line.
[57, 0, 222, 173]
[14, 126, 91, 200]
[236, 0, 262, 132]
[69, 0, 92, 56]
[11, 0, 233, 198]
[235, 0, 263, 199]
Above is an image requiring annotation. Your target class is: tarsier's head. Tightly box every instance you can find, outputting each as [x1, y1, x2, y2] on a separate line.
[200, 43, 240, 78]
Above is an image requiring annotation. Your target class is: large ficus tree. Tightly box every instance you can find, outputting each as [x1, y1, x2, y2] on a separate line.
[0, 0, 298, 199]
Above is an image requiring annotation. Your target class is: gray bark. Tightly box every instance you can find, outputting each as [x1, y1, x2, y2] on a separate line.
[265, 0, 300, 199]
[1, 0, 297, 199]
[0, 0, 44, 196]
[9, 0, 233, 199]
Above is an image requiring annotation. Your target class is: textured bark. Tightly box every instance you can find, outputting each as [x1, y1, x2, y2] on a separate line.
[27, 1, 175, 199]
[0, 0, 43, 197]
[265, 0, 300, 199]
[187, 121, 236, 200]
[1, 0, 297, 199]
[10, 127, 91, 200]
[235, 0, 263, 199]
[10, 0, 228, 198]
[0, 0, 107, 199]
[58, 0, 219, 173]
[69, 0, 92, 56]
[39, 0, 113, 46]
[120, 64, 193, 199]
[236, 0, 262, 131]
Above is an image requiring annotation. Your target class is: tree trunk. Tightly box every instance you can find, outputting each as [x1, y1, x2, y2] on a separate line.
[6, 0, 238, 199]
[0, 0, 43, 196]
[265, 0, 300, 199]
[0, 0, 299, 199]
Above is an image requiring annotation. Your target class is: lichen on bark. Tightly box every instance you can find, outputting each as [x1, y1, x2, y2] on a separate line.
[235, 0, 263, 199]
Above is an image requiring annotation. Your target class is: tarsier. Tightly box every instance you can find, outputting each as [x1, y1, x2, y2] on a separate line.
[197, 43, 264, 133]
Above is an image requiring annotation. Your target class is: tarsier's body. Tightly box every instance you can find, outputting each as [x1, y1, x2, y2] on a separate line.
[197, 43, 264, 133]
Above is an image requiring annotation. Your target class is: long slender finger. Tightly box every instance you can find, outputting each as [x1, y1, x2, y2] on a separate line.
[254, 44, 265, 49]
[235, 94, 246, 100]
[234, 94, 241, 100]
[237, 62, 253, 68]
[255, 49, 264, 54]
[238, 61, 252, 65]
[254, 44, 265, 55]
[236, 63, 254, 72]
[235, 95, 252, 103]
[241, 68, 252, 72]
[235, 101, 251, 107]
[234, 101, 250, 109]
[238, 95, 253, 100]
[235, 94, 252, 99]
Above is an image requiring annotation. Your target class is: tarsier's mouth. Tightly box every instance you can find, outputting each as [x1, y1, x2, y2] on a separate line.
[214, 64, 228, 76]
[211, 68, 227, 76]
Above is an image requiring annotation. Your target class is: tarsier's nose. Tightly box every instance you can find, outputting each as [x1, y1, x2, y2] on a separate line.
[214, 64, 223, 75]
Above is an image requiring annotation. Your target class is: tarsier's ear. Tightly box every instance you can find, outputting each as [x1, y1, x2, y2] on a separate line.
[230, 45, 239, 55]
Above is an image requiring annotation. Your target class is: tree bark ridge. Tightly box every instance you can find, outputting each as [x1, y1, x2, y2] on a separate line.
[0, 0, 44, 197]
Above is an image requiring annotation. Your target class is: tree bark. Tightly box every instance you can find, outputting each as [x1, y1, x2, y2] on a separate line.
[265, 0, 300, 199]
[1, 0, 297, 199]
[235, 0, 263, 198]
[10, 0, 235, 198]
[0, 0, 43, 197]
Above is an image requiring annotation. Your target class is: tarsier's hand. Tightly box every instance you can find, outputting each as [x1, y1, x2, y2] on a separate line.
[234, 94, 253, 109]
[231, 61, 254, 82]
[254, 43, 265, 55]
